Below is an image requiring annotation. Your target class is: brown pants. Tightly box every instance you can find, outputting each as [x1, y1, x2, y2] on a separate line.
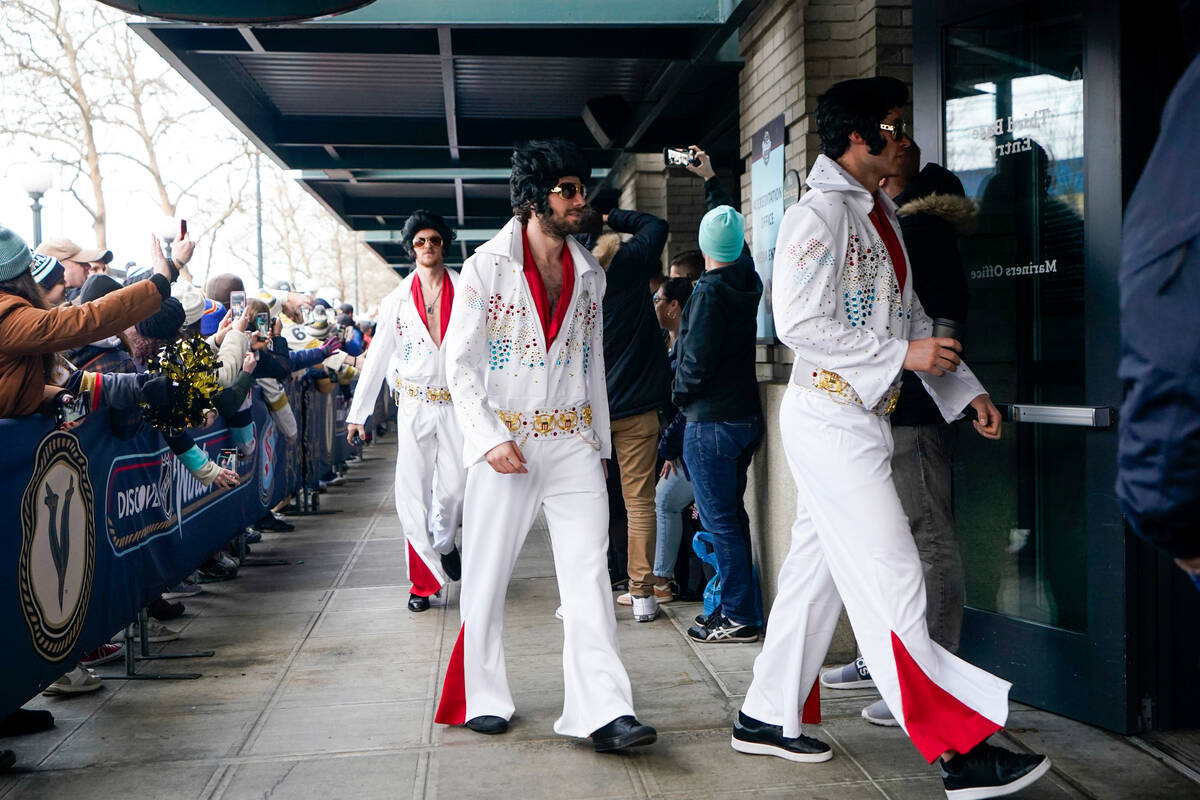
[611, 409, 660, 596]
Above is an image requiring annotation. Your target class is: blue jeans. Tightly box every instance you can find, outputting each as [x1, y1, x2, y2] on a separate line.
[683, 416, 763, 625]
[653, 465, 695, 579]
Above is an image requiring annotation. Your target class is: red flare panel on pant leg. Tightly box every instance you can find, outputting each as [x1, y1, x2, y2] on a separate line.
[891, 631, 1001, 763]
[408, 541, 442, 597]
[434, 625, 467, 725]
[801, 680, 821, 725]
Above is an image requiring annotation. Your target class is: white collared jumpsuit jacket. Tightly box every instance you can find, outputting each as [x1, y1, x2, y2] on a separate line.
[433, 218, 638, 738]
[741, 155, 1012, 763]
[346, 270, 465, 598]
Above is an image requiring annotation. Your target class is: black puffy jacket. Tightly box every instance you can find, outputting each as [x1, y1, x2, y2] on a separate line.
[601, 208, 672, 420]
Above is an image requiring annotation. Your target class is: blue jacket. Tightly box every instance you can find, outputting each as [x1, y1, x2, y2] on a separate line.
[1116, 52, 1200, 560]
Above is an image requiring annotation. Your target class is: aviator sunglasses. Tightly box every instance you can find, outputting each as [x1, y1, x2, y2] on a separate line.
[412, 235, 443, 249]
[549, 181, 587, 200]
[879, 118, 909, 141]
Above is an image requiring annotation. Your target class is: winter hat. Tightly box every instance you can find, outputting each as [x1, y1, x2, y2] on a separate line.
[305, 316, 331, 340]
[0, 226, 32, 281]
[30, 253, 65, 290]
[123, 263, 152, 286]
[78, 273, 123, 304]
[698, 205, 745, 264]
[253, 289, 280, 316]
[336, 313, 355, 328]
[199, 299, 226, 337]
[136, 296, 186, 340]
[171, 282, 206, 326]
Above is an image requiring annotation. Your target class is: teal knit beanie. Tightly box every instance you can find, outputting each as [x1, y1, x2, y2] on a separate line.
[698, 205, 745, 264]
[0, 225, 33, 282]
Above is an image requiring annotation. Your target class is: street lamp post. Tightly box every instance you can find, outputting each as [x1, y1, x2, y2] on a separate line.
[17, 164, 55, 247]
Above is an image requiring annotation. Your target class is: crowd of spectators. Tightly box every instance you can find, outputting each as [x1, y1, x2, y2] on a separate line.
[0, 223, 382, 769]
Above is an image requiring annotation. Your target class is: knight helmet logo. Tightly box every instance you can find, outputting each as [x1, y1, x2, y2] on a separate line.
[19, 432, 96, 663]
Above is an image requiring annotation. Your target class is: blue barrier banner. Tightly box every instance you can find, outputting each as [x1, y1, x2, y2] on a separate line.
[0, 392, 299, 716]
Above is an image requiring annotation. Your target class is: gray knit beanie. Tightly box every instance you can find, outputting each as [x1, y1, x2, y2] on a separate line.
[0, 225, 33, 282]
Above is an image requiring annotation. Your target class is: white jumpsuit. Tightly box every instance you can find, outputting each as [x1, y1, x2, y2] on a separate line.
[346, 271, 465, 598]
[433, 218, 637, 738]
[742, 155, 1011, 763]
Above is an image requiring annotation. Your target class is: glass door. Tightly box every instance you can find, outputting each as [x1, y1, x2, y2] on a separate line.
[940, 0, 1132, 732]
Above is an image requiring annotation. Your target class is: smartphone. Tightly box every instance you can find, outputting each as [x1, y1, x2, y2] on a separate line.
[664, 147, 699, 167]
[179, 219, 188, 238]
[58, 393, 89, 427]
[217, 448, 238, 471]
[255, 312, 269, 336]
[229, 290, 246, 318]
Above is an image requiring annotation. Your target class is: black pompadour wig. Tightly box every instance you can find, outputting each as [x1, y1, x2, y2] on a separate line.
[510, 138, 592, 224]
[399, 209, 455, 261]
[815, 76, 908, 160]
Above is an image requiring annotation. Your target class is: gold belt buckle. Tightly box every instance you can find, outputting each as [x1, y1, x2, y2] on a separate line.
[815, 369, 846, 395]
[405, 382, 419, 398]
[558, 410, 578, 431]
[498, 411, 522, 433]
[581, 405, 592, 427]
[533, 413, 555, 435]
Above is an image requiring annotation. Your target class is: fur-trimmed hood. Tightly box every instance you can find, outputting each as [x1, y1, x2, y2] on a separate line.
[897, 192, 979, 236]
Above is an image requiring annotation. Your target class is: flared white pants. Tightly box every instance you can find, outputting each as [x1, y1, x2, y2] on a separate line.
[741, 387, 1011, 762]
[434, 436, 636, 738]
[393, 400, 466, 597]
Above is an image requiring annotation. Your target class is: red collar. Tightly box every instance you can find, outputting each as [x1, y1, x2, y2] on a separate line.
[411, 271, 454, 343]
[521, 226, 575, 347]
[868, 196, 907, 293]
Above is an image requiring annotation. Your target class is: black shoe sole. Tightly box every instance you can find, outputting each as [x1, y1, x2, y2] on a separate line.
[944, 756, 1051, 800]
[593, 727, 657, 752]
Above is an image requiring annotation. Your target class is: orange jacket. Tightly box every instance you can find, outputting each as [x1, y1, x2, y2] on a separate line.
[0, 278, 165, 418]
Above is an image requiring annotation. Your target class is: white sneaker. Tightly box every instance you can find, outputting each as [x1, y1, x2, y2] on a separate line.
[615, 592, 633, 606]
[111, 619, 181, 644]
[43, 666, 101, 695]
[632, 595, 659, 622]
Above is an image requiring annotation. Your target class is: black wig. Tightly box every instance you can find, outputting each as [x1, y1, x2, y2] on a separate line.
[510, 138, 592, 224]
[815, 76, 908, 160]
[399, 209, 455, 261]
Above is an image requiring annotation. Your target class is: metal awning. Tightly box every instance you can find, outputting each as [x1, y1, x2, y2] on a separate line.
[134, 0, 751, 269]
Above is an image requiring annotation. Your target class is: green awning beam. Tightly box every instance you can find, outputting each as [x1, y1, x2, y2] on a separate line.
[334, 0, 734, 25]
[364, 228, 497, 242]
[287, 168, 609, 182]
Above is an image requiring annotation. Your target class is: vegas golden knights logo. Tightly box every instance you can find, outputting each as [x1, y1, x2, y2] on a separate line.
[19, 432, 96, 662]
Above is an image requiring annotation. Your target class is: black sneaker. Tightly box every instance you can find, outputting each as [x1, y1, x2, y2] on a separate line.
[148, 596, 184, 621]
[730, 711, 832, 763]
[441, 547, 462, 582]
[941, 742, 1051, 799]
[687, 612, 760, 643]
[590, 715, 657, 752]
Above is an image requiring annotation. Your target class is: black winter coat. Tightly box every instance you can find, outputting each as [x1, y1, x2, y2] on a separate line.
[601, 208, 672, 420]
[890, 163, 975, 427]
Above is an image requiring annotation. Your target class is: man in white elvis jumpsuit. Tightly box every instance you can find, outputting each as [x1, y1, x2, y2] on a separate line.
[347, 210, 465, 613]
[732, 77, 1051, 800]
[433, 139, 656, 752]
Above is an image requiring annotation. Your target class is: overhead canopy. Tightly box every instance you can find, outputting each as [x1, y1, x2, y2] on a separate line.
[133, 0, 750, 269]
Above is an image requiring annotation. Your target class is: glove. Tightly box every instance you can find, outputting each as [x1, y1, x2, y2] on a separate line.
[321, 335, 343, 357]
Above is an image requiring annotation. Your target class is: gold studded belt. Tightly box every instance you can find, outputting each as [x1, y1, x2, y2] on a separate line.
[495, 402, 593, 441]
[392, 378, 453, 406]
[806, 368, 900, 416]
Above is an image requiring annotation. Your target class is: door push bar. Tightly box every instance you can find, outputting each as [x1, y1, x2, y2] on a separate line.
[1003, 404, 1116, 428]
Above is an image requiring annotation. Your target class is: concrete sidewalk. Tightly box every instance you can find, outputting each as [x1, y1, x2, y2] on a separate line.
[1, 438, 1195, 799]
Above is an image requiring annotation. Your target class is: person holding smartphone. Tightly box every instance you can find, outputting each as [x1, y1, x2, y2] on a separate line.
[346, 209, 465, 614]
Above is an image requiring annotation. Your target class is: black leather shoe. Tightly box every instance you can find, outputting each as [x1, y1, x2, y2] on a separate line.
[407, 594, 430, 612]
[591, 715, 657, 752]
[941, 742, 1051, 799]
[465, 715, 508, 734]
[441, 547, 462, 582]
[731, 711, 832, 762]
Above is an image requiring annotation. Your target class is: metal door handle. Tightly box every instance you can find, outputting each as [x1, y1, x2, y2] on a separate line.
[1006, 404, 1116, 428]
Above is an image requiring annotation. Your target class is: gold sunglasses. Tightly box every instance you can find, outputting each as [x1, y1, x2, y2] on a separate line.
[412, 235, 443, 249]
[549, 182, 587, 200]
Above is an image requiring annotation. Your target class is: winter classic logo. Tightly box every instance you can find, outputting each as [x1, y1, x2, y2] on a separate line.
[259, 418, 278, 505]
[19, 432, 96, 662]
